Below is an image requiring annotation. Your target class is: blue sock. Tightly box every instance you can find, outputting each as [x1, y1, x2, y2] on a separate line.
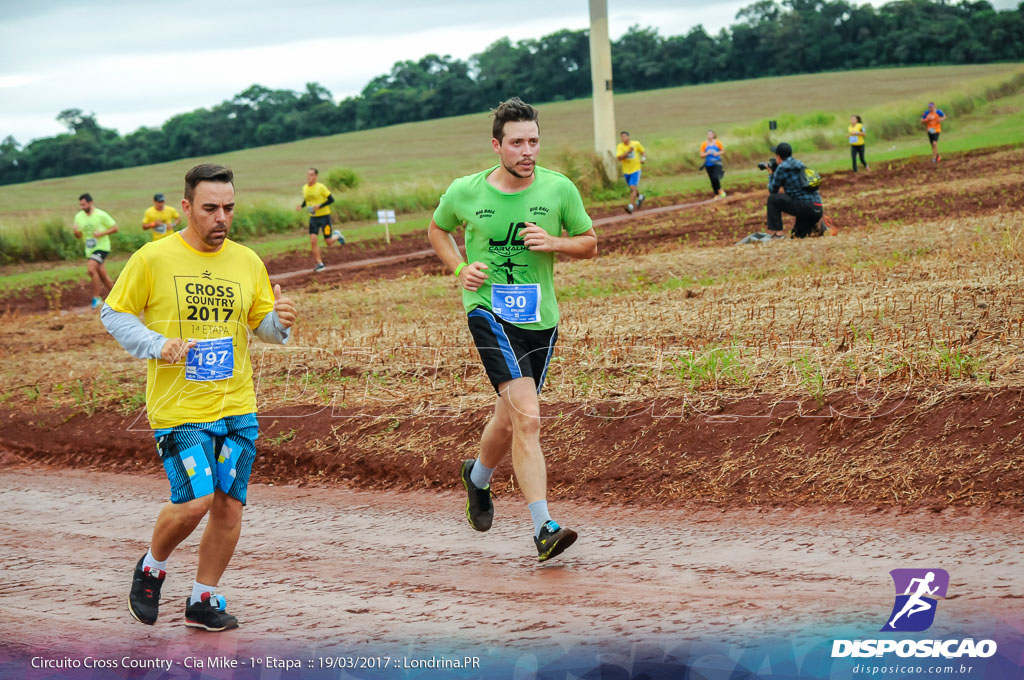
[469, 459, 495, 489]
[142, 548, 166, 574]
[528, 500, 552, 538]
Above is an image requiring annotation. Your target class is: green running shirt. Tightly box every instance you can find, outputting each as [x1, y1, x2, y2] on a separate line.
[433, 165, 593, 330]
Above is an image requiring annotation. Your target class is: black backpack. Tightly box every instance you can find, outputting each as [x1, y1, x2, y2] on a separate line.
[801, 164, 822, 190]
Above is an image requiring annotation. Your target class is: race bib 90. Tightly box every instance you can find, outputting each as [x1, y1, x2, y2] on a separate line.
[185, 336, 234, 381]
[491, 283, 541, 324]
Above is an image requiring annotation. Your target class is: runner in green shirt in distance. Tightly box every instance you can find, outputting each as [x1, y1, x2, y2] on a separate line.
[72, 192, 118, 309]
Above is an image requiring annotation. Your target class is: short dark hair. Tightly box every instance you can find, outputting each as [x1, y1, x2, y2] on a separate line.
[78, 193, 92, 202]
[184, 164, 234, 203]
[309, 167, 318, 175]
[620, 130, 629, 136]
[774, 142, 793, 159]
[491, 97, 539, 143]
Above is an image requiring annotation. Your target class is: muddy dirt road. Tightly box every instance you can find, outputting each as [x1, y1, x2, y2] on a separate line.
[1, 467, 1020, 667]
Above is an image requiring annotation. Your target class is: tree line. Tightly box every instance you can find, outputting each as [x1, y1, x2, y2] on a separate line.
[1, 0, 1022, 185]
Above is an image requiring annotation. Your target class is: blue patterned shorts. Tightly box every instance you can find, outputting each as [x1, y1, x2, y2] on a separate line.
[154, 413, 259, 505]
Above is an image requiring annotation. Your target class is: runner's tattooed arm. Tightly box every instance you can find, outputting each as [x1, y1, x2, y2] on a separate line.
[100, 304, 170, 360]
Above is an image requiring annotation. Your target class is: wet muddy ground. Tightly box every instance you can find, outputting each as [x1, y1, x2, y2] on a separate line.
[0, 467, 1019, 657]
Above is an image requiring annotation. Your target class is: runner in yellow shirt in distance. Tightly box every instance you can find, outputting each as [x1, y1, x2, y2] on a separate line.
[295, 168, 344, 273]
[616, 131, 647, 214]
[142, 193, 181, 240]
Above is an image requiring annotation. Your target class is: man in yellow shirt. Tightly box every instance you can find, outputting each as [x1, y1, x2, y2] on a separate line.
[295, 167, 344, 273]
[101, 164, 297, 632]
[142, 193, 181, 240]
[616, 131, 647, 214]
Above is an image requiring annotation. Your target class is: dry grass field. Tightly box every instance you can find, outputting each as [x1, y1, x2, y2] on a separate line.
[1, 144, 1022, 509]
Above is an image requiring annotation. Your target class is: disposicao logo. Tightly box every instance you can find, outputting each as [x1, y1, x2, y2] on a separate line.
[881, 568, 948, 632]
[831, 568, 998, 659]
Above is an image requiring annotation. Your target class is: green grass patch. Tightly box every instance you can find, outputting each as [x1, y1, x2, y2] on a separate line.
[671, 342, 751, 390]
[1, 63, 1021, 273]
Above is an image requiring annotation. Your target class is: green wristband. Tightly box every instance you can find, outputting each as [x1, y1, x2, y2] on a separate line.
[454, 262, 467, 278]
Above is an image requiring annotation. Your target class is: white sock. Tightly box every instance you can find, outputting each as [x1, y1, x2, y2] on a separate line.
[142, 549, 166, 574]
[190, 580, 217, 605]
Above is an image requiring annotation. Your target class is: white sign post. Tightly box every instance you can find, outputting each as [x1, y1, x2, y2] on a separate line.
[377, 209, 396, 245]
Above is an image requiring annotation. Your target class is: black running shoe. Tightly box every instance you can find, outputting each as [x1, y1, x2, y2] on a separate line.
[460, 459, 493, 532]
[184, 593, 239, 631]
[534, 520, 578, 562]
[128, 556, 165, 625]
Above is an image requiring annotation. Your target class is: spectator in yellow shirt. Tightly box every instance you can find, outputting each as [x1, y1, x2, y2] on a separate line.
[142, 193, 181, 240]
[848, 115, 868, 173]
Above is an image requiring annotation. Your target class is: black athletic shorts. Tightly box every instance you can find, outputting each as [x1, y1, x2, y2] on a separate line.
[308, 214, 334, 238]
[467, 307, 558, 394]
[928, 131, 940, 143]
[88, 250, 109, 264]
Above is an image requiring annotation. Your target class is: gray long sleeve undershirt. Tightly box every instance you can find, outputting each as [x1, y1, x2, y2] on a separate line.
[100, 303, 290, 360]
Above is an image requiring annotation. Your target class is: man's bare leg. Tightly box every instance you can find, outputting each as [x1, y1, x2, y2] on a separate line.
[149, 495, 214, 561]
[310, 233, 322, 266]
[195, 490, 243, 586]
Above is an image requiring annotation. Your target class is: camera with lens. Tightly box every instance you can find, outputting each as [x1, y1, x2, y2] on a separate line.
[757, 158, 779, 172]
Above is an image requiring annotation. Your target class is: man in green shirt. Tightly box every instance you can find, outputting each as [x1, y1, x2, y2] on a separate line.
[428, 97, 597, 562]
[72, 192, 119, 309]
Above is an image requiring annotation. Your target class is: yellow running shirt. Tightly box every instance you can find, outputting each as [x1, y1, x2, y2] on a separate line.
[301, 182, 332, 217]
[848, 123, 865, 146]
[616, 140, 645, 175]
[105, 232, 276, 429]
[142, 205, 180, 240]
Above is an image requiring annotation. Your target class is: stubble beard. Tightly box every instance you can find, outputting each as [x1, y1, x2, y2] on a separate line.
[204, 223, 228, 247]
[503, 160, 535, 180]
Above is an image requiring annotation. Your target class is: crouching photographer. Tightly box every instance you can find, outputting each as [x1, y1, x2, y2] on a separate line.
[762, 142, 824, 239]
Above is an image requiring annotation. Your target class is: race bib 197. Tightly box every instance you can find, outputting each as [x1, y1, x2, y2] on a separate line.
[491, 283, 541, 324]
[185, 336, 234, 382]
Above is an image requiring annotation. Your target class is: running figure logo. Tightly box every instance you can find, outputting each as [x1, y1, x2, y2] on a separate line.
[881, 568, 949, 632]
[494, 257, 527, 284]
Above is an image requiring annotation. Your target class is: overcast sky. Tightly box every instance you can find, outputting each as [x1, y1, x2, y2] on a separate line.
[1, 0, 1018, 144]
